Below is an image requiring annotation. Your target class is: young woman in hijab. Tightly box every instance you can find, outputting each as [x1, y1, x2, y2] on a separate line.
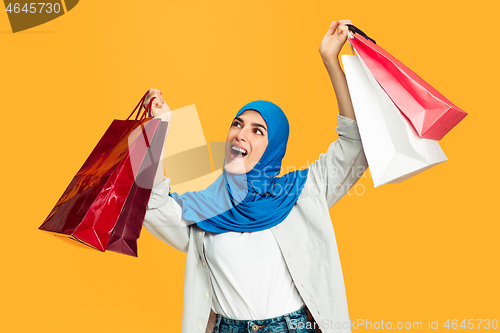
[143, 20, 367, 333]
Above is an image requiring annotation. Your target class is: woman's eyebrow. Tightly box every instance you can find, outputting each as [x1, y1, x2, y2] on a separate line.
[234, 117, 268, 132]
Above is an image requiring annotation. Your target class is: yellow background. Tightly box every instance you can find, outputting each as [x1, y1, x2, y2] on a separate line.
[1, 0, 498, 332]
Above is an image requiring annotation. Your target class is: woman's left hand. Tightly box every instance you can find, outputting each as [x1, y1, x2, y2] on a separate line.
[319, 19, 352, 64]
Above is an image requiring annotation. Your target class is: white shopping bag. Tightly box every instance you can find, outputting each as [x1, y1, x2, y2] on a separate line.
[342, 54, 448, 187]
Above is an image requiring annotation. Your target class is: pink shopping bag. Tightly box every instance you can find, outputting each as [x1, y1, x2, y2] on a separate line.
[347, 24, 467, 140]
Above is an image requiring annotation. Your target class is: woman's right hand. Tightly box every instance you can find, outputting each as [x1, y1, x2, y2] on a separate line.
[146, 88, 172, 118]
[319, 20, 352, 65]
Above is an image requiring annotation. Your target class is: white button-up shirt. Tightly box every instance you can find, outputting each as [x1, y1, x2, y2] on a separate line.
[143, 114, 368, 332]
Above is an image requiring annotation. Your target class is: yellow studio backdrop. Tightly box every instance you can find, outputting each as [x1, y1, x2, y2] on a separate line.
[1, 0, 498, 332]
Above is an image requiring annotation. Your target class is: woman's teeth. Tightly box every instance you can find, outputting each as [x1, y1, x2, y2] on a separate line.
[231, 145, 247, 156]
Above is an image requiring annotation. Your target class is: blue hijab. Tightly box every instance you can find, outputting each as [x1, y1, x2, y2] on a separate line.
[169, 100, 309, 233]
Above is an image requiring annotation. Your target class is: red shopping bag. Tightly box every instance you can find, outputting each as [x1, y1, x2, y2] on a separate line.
[39, 92, 166, 253]
[106, 119, 168, 257]
[347, 25, 467, 140]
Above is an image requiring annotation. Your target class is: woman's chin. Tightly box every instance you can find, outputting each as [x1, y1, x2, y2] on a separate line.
[224, 153, 247, 174]
[224, 164, 246, 174]
[225, 157, 248, 173]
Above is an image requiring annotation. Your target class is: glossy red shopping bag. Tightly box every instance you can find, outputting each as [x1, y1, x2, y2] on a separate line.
[347, 25, 467, 140]
[106, 119, 168, 257]
[39, 92, 164, 253]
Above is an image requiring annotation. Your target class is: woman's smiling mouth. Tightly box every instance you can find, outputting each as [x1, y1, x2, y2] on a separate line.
[229, 145, 248, 159]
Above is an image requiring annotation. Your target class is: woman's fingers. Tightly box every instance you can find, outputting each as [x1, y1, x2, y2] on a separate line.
[324, 19, 352, 40]
[338, 20, 352, 40]
[331, 20, 351, 42]
[319, 19, 353, 61]
[161, 101, 171, 113]
[338, 25, 349, 38]
[145, 88, 172, 118]
[150, 98, 163, 117]
[148, 96, 161, 109]
[152, 100, 172, 118]
[154, 95, 164, 108]
[338, 19, 352, 26]
[146, 88, 164, 109]
[324, 21, 339, 37]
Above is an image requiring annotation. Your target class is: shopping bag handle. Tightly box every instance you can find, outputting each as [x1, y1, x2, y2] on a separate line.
[346, 24, 376, 44]
[138, 97, 157, 120]
[126, 91, 149, 121]
[125, 91, 159, 122]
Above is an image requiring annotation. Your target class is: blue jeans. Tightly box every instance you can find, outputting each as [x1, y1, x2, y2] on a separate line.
[211, 305, 319, 333]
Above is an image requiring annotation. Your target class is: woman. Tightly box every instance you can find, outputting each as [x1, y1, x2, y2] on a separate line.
[143, 20, 367, 333]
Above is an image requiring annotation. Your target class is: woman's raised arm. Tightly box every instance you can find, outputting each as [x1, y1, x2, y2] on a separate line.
[145, 88, 173, 187]
[319, 20, 356, 121]
[302, 20, 367, 208]
[141, 89, 190, 253]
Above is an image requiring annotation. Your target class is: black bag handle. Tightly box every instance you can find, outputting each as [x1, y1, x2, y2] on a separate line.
[346, 24, 376, 44]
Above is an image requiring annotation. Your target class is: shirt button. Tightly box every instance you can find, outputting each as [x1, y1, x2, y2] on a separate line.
[198, 231, 202, 236]
[203, 262, 207, 267]
[198, 324, 203, 330]
[204, 293, 209, 298]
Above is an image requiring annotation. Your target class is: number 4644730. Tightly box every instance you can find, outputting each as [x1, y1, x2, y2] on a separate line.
[5, 3, 62, 14]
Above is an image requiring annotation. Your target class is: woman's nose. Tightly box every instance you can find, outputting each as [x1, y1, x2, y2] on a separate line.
[236, 128, 249, 142]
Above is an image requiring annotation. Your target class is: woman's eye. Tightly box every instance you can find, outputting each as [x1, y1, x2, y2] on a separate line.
[232, 122, 241, 128]
[255, 129, 263, 135]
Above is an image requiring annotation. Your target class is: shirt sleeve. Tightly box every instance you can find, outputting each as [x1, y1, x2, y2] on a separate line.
[143, 176, 191, 253]
[305, 114, 368, 209]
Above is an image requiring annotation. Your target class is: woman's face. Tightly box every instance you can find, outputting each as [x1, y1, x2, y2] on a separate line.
[224, 110, 268, 174]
